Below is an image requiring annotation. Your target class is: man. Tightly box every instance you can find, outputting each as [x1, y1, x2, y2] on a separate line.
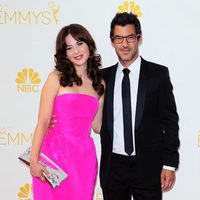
[100, 12, 180, 200]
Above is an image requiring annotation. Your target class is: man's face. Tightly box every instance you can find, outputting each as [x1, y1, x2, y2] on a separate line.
[111, 24, 141, 67]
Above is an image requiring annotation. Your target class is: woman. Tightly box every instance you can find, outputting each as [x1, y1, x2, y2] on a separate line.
[30, 24, 105, 199]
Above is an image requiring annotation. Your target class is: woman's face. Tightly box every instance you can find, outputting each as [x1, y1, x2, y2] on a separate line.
[65, 34, 90, 68]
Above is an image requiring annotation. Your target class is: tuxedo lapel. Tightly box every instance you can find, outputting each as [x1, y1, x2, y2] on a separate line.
[135, 58, 147, 132]
[105, 64, 117, 138]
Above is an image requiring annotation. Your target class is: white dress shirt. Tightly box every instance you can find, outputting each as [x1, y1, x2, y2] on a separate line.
[113, 56, 141, 156]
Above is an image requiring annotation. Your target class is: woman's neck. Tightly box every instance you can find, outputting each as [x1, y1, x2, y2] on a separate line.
[75, 66, 87, 78]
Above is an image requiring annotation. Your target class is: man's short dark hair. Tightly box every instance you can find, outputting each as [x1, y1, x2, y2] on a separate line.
[110, 12, 142, 39]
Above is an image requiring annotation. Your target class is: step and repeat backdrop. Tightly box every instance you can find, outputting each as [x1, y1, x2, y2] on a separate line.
[0, 0, 200, 199]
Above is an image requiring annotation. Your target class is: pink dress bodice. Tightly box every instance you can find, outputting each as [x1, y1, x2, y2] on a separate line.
[51, 93, 99, 138]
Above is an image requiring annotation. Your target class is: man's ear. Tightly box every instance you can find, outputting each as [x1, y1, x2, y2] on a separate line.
[138, 34, 143, 45]
[110, 38, 115, 47]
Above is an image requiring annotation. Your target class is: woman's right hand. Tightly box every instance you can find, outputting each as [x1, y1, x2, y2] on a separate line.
[30, 160, 49, 182]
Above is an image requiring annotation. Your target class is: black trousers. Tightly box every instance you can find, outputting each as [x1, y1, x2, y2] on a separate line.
[102, 153, 162, 200]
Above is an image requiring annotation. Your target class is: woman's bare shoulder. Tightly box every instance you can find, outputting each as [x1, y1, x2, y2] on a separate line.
[47, 70, 60, 80]
[101, 79, 106, 88]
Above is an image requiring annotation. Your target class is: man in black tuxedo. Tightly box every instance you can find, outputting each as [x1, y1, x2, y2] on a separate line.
[100, 12, 180, 200]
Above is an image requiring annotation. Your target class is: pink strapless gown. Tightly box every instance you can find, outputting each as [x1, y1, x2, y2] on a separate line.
[33, 93, 99, 200]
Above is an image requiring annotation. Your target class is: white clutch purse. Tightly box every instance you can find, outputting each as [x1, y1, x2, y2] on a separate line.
[18, 147, 68, 189]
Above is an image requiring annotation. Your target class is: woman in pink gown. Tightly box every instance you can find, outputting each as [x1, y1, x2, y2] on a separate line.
[30, 24, 105, 200]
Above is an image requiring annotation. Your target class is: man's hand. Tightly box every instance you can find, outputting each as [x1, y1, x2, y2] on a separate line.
[48, 115, 57, 130]
[161, 169, 175, 192]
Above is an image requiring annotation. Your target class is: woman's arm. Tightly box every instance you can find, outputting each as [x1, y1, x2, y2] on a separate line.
[92, 81, 105, 133]
[30, 71, 60, 181]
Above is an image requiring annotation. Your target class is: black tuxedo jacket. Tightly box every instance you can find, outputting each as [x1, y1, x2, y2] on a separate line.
[100, 57, 179, 188]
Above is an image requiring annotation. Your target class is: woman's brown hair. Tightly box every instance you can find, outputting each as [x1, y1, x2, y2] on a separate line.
[54, 24, 104, 96]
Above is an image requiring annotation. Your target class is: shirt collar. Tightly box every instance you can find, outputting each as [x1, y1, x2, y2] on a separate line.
[117, 56, 141, 75]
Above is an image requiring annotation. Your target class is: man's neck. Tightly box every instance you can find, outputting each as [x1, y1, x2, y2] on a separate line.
[120, 54, 139, 68]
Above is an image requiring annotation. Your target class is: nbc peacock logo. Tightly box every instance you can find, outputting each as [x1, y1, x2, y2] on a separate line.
[17, 183, 33, 200]
[117, 1, 142, 17]
[16, 68, 41, 93]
